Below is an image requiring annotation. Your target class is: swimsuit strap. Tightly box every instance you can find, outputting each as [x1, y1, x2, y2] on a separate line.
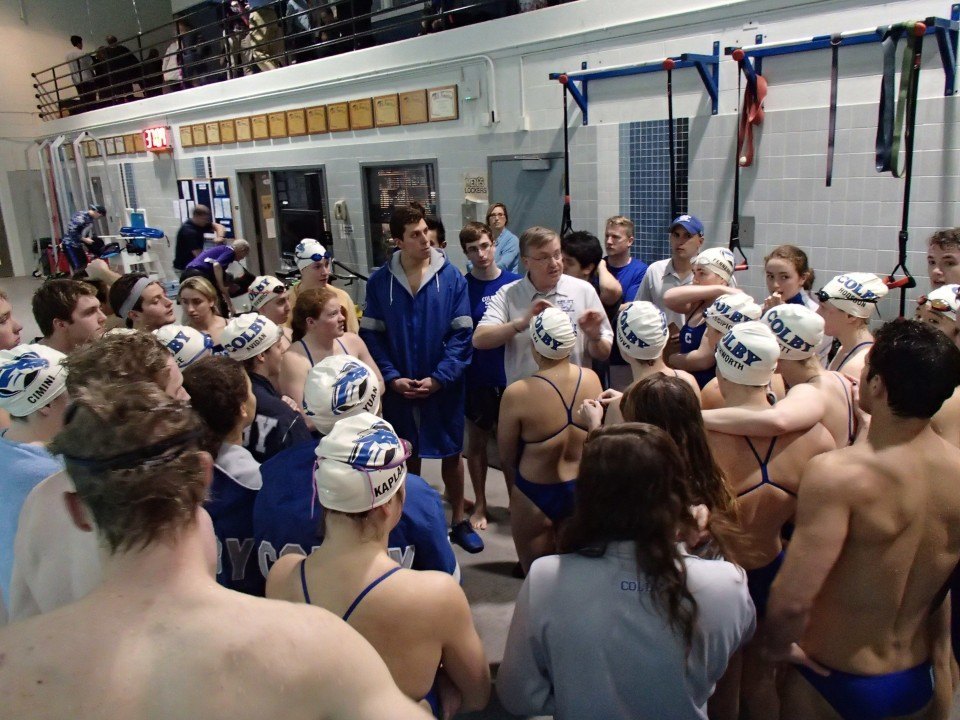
[744, 436, 776, 486]
[831, 371, 856, 445]
[336, 337, 348, 353]
[342, 566, 402, 622]
[299, 339, 315, 366]
[835, 341, 873, 372]
[299, 558, 312, 605]
[531, 368, 584, 425]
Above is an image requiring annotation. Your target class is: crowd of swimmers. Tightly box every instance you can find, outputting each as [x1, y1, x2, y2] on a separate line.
[1, 205, 960, 719]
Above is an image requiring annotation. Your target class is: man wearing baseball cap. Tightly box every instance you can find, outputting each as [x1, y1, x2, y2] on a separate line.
[220, 313, 311, 463]
[254, 354, 458, 585]
[817, 272, 889, 382]
[0, 344, 69, 608]
[287, 239, 358, 334]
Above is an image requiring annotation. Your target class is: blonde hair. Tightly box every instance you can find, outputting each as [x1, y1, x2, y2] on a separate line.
[606, 215, 635, 238]
[178, 276, 220, 313]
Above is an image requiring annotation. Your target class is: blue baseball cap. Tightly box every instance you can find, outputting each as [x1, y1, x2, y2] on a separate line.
[670, 214, 704, 236]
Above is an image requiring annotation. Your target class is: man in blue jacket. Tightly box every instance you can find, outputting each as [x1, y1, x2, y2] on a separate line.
[253, 355, 459, 584]
[360, 204, 482, 553]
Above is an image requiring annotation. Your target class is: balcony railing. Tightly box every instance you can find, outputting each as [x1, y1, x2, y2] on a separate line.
[34, 0, 571, 120]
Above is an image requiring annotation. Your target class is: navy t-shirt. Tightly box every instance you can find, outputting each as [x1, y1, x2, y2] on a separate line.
[604, 257, 648, 366]
[465, 270, 521, 388]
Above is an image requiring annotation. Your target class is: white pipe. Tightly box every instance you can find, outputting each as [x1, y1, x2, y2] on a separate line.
[37, 141, 60, 267]
[73, 132, 91, 210]
[736, 25, 884, 53]
[49, 136, 72, 236]
[91, 138, 121, 235]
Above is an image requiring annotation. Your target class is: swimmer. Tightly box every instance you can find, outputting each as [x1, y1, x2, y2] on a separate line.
[707, 322, 834, 719]
[0, 384, 429, 720]
[766, 320, 960, 720]
[762, 245, 832, 363]
[499, 307, 602, 573]
[266, 413, 490, 718]
[247, 275, 292, 350]
[704, 304, 860, 448]
[178, 276, 227, 345]
[287, 239, 358, 334]
[927, 228, 960, 288]
[32, 279, 106, 353]
[914, 286, 960, 447]
[154, 324, 215, 369]
[665, 247, 739, 387]
[817, 272, 888, 382]
[281, 287, 383, 416]
[108, 272, 175, 332]
[579, 301, 701, 429]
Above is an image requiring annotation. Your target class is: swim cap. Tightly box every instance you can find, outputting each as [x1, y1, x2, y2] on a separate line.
[0, 344, 67, 417]
[103, 327, 138, 337]
[314, 413, 410, 513]
[818, 273, 888, 319]
[692, 247, 735, 283]
[762, 305, 825, 360]
[295, 239, 332, 270]
[247, 275, 286, 311]
[220, 313, 281, 361]
[715, 321, 780, 386]
[616, 301, 668, 360]
[529, 307, 576, 359]
[705, 293, 762, 334]
[303, 355, 381, 435]
[920, 285, 960, 323]
[154, 324, 214, 368]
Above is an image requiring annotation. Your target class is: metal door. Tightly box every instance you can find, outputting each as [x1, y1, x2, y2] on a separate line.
[488, 155, 565, 235]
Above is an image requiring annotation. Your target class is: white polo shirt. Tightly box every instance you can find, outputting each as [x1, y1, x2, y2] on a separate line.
[478, 273, 614, 385]
[634, 258, 694, 329]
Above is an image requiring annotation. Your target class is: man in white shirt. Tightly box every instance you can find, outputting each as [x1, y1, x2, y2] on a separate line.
[474, 226, 613, 385]
[66, 35, 96, 108]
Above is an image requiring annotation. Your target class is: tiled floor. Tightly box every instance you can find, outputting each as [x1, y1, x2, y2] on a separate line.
[0, 273, 535, 720]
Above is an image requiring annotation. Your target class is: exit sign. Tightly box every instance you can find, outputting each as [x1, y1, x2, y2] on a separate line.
[143, 126, 171, 153]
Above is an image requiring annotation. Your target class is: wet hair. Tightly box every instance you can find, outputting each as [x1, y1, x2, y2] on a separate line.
[620, 374, 735, 515]
[519, 226, 559, 257]
[764, 245, 815, 291]
[50, 382, 207, 554]
[424, 215, 446, 247]
[32, 279, 98, 336]
[459, 221, 493, 252]
[928, 228, 960, 252]
[561, 231, 603, 274]
[178, 276, 220, 315]
[82, 278, 110, 312]
[64, 331, 172, 396]
[486, 202, 509, 224]
[389, 204, 425, 241]
[560, 424, 699, 648]
[108, 272, 154, 327]
[867, 318, 960, 419]
[182, 356, 249, 448]
[606, 215, 635, 238]
[291, 286, 339, 342]
[70, 35, 82, 48]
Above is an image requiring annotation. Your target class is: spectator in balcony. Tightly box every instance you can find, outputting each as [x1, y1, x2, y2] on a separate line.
[66, 35, 96, 109]
[285, 0, 318, 64]
[102, 35, 138, 101]
[224, 0, 250, 78]
[243, 0, 286, 73]
[161, 36, 183, 92]
[338, 0, 374, 50]
[140, 48, 164, 97]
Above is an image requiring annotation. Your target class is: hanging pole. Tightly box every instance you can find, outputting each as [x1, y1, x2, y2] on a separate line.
[559, 77, 573, 237]
[663, 58, 678, 218]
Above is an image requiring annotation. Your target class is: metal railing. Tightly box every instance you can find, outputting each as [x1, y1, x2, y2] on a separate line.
[34, 0, 571, 120]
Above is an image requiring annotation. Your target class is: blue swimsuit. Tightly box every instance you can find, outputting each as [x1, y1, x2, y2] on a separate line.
[514, 369, 587, 524]
[299, 561, 442, 718]
[299, 337, 348, 365]
[678, 302, 715, 388]
[797, 661, 934, 720]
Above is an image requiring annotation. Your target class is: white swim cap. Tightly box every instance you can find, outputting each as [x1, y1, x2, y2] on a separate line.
[616, 301, 668, 360]
[220, 313, 281, 361]
[314, 413, 410, 513]
[529, 307, 576, 359]
[0, 344, 67, 417]
[715, 321, 780, 386]
[247, 275, 286, 311]
[692, 247, 736, 284]
[920, 285, 960, 323]
[818, 273, 888, 318]
[303, 355, 381, 435]
[103, 327, 138, 337]
[295, 239, 331, 270]
[761, 305, 825, 360]
[705, 293, 762, 334]
[153, 324, 215, 368]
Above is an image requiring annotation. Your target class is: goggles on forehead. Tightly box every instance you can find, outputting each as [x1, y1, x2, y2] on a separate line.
[300, 252, 330, 263]
[252, 285, 286, 297]
[917, 295, 954, 314]
[815, 289, 881, 305]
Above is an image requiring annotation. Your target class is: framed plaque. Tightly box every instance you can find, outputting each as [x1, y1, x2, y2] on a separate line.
[306, 105, 327, 133]
[234, 116, 252, 142]
[63, 143, 76, 161]
[179, 126, 194, 148]
[428, 85, 458, 122]
[122, 135, 135, 154]
[399, 90, 428, 125]
[268, 112, 288, 138]
[374, 94, 400, 127]
[348, 98, 374, 130]
[80, 141, 90, 158]
[133, 132, 146, 152]
[327, 102, 350, 132]
[286, 108, 307, 136]
[105, 137, 118, 155]
[90, 140, 102, 157]
[205, 121, 221, 144]
[251, 114, 269, 140]
[191, 124, 207, 146]
[219, 119, 237, 143]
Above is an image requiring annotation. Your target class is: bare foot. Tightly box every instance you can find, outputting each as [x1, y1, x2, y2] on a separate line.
[469, 506, 488, 531]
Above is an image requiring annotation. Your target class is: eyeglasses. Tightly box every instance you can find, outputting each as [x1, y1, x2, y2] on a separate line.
[917, 295, 954, 313]
[815, 290, 880, 304]
[525, 251, 562, 264]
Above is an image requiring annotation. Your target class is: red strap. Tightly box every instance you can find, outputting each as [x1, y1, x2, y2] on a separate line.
[737, 74, 767, 167]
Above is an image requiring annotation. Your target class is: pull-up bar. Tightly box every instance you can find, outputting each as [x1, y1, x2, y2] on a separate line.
[725, 7, 959, 96]
[548, 41, 721, 123]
